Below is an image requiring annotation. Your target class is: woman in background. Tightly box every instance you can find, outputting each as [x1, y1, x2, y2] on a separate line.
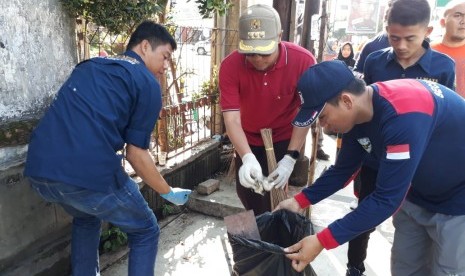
[336, 42, 356, 69]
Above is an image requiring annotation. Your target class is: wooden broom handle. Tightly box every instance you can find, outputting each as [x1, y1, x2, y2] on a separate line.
[306, 121, 320, 218]
[260, 128, 287, 210]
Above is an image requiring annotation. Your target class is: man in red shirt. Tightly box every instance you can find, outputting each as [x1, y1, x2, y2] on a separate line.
[219, 4, 319, 215]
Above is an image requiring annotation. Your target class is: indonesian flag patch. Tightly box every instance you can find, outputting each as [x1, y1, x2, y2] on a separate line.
[386, 144, 410, 160]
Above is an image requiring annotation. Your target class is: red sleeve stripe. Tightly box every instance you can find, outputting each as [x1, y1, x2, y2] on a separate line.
[294, 192, 311, 208]
[316, 228, 340, 249]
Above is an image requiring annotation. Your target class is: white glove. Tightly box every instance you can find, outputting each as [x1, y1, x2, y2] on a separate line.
[267, 155, 296, 189]
[238, 153, 264, 189]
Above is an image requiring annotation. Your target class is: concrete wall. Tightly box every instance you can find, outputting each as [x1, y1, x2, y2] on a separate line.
[0, 165, 72, 274]
[0, 0, 76, 169]
[0, 0, 76, 273]
[0, 0, 76, 122]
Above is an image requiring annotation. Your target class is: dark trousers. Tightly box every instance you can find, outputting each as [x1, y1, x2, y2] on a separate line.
[347, 165, 378, 269]
[234, 140, 290, 216]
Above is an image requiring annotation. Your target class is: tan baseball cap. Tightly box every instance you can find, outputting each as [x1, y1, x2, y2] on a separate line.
[238, 4, 281, 55]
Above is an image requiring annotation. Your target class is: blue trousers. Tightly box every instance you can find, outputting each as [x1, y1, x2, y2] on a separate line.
[28, 176, 159, 276]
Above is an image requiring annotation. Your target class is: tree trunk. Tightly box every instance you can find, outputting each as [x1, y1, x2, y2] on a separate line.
[273, 0, 293, 42]
[156, 0, 171, 152]
[317, 0, 328, 63]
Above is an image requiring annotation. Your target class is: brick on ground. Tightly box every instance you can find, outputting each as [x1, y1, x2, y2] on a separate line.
[197, 179, 220, 195]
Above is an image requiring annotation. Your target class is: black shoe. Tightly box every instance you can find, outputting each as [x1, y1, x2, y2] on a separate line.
[316, 149, 330, 161]
[346, 264, 366, 276]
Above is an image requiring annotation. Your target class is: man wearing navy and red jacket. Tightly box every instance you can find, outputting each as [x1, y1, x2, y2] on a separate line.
[347, 0, 455, 274]
[274, 60, 465, 276]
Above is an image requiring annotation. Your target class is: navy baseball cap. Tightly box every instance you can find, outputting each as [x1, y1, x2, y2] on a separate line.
[293, 60, 355, 127]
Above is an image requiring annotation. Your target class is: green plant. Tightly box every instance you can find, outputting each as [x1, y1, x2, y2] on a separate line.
[162, 204, 174, 217]
[60, 0, 162, 34]
[100, 225, 128, 253]
[167, 115, 186, 149]
[161, 203, 182, 218]
[187, 0, 233, 18]
[198, 65, 219, 103]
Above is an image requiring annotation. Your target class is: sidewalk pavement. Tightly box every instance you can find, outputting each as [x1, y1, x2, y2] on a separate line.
[102, 134, 394, 276]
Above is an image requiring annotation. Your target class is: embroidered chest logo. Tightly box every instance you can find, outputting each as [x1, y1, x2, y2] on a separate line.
[357, 137, 372, 153]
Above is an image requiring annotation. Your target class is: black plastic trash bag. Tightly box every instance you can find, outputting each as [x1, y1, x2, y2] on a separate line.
[228, 209, 317, 276]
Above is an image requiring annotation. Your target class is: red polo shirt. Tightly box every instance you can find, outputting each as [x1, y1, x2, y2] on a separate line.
[219, 41, 316, 146]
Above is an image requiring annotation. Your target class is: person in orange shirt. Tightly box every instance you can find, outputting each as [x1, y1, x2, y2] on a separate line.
[431, 0, 465, 97]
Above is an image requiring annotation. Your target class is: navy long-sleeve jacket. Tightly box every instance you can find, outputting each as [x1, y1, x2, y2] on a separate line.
[295, 79, 465, 249]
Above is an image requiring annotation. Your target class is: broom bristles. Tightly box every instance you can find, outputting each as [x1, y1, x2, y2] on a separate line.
[260, 128, 288, 210]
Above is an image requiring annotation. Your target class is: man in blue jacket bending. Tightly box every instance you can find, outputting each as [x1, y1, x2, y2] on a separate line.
[24, 21, 191, 276]
[275, 60, 465, 276]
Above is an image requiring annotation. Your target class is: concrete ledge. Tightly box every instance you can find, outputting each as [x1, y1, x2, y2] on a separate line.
[0, 140, 221, 276]
[188, 181, 245, 218]
[1, 232, 71, 276]
[142, 140, 221, 212]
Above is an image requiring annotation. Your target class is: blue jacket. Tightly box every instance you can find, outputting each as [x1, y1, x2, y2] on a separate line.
[24, 51, 162, 192]
[364, 40, 455, 89]
[354, 32, 390, 73]
[295, 79, 465, 249]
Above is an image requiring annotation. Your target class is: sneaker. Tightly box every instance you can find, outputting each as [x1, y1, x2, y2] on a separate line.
[316, 149, 330, 161]
[349, 199, 358, 210]
[346, 265, 366, 276]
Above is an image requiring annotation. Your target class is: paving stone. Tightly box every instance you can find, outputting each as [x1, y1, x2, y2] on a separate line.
[196, 179, 220, 195]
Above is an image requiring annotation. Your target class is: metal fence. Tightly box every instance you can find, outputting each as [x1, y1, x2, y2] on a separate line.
[86, 24, 236, 165]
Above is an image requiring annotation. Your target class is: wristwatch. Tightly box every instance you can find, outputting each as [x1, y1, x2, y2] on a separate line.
[286, 150, 300, 160]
